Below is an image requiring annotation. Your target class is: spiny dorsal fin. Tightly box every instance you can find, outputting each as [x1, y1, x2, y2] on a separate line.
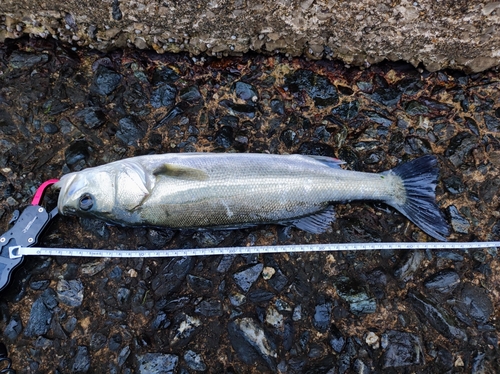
[153, 163, 209, 181]
[304, 155, 345, 169]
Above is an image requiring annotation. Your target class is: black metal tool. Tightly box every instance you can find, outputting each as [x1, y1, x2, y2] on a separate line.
[0, 179, 59, 292]
[0, 342, 15, 374]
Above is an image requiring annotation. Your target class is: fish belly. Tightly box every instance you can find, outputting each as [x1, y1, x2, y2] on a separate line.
[134, 154, 393, 229]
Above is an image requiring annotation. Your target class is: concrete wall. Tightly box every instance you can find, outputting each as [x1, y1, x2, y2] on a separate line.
[1, 0, 499, 72]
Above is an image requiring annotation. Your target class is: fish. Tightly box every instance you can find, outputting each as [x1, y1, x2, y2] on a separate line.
[55, 153, 451, 240]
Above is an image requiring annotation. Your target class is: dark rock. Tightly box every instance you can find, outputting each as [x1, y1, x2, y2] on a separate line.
[297, 142, 336, 157]
[80, 218, 110, 240]
[43, 122, 59, 134]
[30, 280, 50, 290]
[3, 314, 23, 341]
[217, 254, 236, 273]
[219, 99, 256, 117]
[116, 287, 131, 305]
[447, 205, 470, 234]
[90, 333, 107, 350]
[394, 250, 424, 282]
[152, 67, 179, 86]
[335, 277, 376, 315]
[24, 289, 58, 337]
[247, 289, 274, 303]
[267, 268, 288, 292]
[184, 350, 207, 371]
[454, 284, 493, 324]
[280, 129, 299, 148]
[169, 313, 201, 347]
[151, 312, 171, 330]
[56, 279, 84, 307]
[382, 330, 424, 368]
[179, 86, 202, 103]
[443, 175, 465, 195]
[9, 51, 49, 69]
[118, 346, 131, 367]
[471, 351, 486, 374]
[365, 111, 392, 126]
[64, 140, 91, 166]
[233, 263, 263, 292]
[404, 100, 429, 115]
[109, 333, 122, 351]
[91, 66, 122, 96]
[424, 269, 460, 294]
[370, 87, 401, 107]
[151, 84, 177, 108]
[445, 132, 477, 167]
[195, 299, 222, 317]
[435, 346, 453, 370]
[154, 106, 184, 128]
[479, 178, 500, 204]
[63, 316, 78, 333]
[329, 324, 346, 353]
[270, 99, 284, 115]
[285, 69, 339, 107]
[218, 115, 239, 128]
[151, 257, 194, 297]
[136, 353, 178, 374]
[313, 300, 332, 333]
[408, 292, 467, 341]
[331, 100, 359, 120]
[187, 275, 213, 291]
[116, 117, 146, 145]
[112, 0, 122, 20]
[228, 318, 277, 371]
[233, 81, 258, 102]
[484, 113, 500, 132]
[72, 346, 90, 373]
[75, 108, 106, 129]
[147, 229, 175, 247]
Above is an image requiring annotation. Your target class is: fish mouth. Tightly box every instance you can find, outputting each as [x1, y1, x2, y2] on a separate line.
[55, 173, 78, 214]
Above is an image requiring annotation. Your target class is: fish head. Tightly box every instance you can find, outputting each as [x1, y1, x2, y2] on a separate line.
[55, 169, 116, 220]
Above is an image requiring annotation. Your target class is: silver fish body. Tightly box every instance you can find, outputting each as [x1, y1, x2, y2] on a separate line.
[55, 153, 450, 240]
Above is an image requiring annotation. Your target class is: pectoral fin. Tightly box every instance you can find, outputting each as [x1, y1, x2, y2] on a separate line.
[153, 164, 209, 181]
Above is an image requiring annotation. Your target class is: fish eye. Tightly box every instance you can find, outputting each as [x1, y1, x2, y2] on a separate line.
[79, 193, 94, 211]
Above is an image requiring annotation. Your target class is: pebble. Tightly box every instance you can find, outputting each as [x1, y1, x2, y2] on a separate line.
[233, 263, 263, 292]
[136, 353, 178, 374]
[382, 330, 424, 368]
[91, 65, 122, 96]
[424, 269, 460, 294]
[184, 350, 206, 371]
[408, 292, 467, 341]
[56, 279, 84, 307]
[151, 83, 177, 108]
[116, 117, 145, 145]
[285, 69, 339, 107]
[334, 276, 376, 315]
[228, 317, 277, 370]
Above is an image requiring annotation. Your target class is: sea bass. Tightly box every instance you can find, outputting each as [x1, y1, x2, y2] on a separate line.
[55, 153, 450, 240]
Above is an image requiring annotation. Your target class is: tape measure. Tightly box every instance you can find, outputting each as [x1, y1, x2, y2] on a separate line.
[9, 241, 500, 259]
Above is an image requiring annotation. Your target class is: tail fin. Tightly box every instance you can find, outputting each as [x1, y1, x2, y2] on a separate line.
[384, 155, 450, 241]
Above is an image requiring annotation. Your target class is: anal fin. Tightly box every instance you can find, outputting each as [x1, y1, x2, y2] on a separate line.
[288, 206, 336, 234]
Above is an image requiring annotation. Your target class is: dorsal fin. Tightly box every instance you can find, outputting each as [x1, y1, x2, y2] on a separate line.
[304, 155, 345, 169]
[153, 163, 209, 181]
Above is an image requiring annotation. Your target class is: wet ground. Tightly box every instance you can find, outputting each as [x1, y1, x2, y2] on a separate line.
[0, 37, 499, 373]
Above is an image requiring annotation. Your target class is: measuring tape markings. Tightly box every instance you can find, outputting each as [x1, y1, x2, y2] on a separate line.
[9, 241, 500, 259]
